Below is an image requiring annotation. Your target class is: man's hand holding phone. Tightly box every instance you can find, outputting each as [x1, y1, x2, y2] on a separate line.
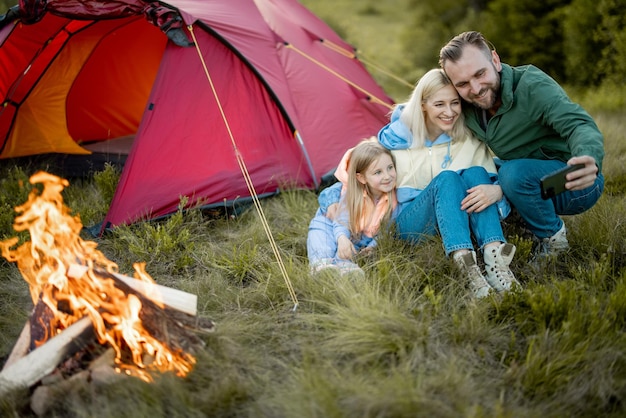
[564, 156, 599, 191]
[540, 156, 597, 200]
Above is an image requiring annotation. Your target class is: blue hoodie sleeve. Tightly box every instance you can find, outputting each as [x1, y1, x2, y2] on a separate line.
[485, 169, 511, 220]
[377, 105, 413, 150]
[317, 182, 342, 214]
[332, 198, 351, 241]
[486, 170, 511, 220]
[496, 195, 511, 220]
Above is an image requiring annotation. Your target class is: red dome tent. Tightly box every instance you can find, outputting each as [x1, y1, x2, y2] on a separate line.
[0, 0, 394, 232]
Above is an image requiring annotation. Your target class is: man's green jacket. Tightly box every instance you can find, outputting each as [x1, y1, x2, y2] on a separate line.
[463, 63, 605, 172]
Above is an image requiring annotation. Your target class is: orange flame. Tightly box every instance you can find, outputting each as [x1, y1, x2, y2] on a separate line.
[0, 172, 195, 381]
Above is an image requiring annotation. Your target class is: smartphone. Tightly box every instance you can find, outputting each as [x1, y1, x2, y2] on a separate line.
[540, 164, 585, 200]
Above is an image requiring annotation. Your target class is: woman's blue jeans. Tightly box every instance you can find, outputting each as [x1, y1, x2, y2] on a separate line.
[497, 159, 604, 239]
[395, 167, 505, 255]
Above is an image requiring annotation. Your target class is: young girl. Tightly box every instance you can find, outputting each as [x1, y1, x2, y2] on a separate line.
[307, 138, 398, 275]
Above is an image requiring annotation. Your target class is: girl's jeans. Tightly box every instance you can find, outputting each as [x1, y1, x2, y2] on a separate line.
[395, 167, 505, 255]
[497, 159, 604, 239]
[307, 209, 373, 266]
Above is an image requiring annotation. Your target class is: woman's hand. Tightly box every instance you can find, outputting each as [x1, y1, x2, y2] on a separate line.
[461, 184, 503, 213]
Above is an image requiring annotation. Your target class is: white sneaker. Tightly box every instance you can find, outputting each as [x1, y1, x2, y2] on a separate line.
[534, 223, 569, 259]
[483, 243, 520, 292]
[310, 258, 340, 274]
[454, 251, 491, 298]
[336, 260, 365, 277]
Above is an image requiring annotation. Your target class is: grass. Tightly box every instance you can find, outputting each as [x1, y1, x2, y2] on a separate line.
[1, 109, 625, 415]
[2, 1, 626, 417]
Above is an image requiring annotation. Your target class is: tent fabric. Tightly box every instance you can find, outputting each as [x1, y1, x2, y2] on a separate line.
[0, 0, 394, 231]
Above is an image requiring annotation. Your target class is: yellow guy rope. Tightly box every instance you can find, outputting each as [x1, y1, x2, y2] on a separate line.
[320, 39, 414, 89]
[188, 25, 299, 311]
[285, 42, 394, 110]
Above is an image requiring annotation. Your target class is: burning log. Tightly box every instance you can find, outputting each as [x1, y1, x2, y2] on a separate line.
[0, 317, 94, 396]
[65, 264, 208, 356]
[67, 264, 198, 316]
[0, 266, 214, 396]
[0, 171, 215, 400]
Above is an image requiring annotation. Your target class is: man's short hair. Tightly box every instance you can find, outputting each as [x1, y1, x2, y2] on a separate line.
[439, 31, 494, 68]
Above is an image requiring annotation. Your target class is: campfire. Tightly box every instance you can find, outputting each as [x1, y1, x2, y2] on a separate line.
[0, 172, 213, 413]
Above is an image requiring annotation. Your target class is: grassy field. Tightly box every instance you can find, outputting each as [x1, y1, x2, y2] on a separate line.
[2, 1, 626, 417]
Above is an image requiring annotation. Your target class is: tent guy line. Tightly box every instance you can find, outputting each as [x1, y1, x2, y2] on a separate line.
[189, 24, 298, 311]
[286, 42, 394, 110]
[320, 38, 414, 89]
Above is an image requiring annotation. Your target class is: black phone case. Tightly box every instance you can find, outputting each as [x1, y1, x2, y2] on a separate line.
[540, 164, 585, 200]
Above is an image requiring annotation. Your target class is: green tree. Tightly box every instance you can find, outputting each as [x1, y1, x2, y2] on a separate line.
[595, 0, 626, 86]
[402, 0, 485, 73]
[563, 0, 626, 87]
[481, 0, 571, 82]
[562, 0, 604, 85]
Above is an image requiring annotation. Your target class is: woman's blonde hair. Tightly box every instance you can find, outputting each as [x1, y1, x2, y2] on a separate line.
[343, 138, 396, 237]
[399, 68, 473, 147]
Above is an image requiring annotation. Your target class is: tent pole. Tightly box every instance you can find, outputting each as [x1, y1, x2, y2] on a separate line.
[294, 130, 319, 189]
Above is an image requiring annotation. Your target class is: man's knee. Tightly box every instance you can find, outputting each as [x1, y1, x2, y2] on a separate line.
[496, 161, 529, 194]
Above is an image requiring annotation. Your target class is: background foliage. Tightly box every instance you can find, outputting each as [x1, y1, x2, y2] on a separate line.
[301, 0, 625, 98]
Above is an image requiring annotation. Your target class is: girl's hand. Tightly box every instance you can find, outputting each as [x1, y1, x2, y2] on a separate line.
[337, 235, 356, 259]
[461, 184, 503, 213]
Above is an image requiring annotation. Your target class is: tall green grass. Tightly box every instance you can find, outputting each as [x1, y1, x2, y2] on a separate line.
[1, 101, 625, 416]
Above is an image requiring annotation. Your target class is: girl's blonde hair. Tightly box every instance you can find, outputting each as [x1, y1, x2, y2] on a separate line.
[399, 68, 473, 147]
[343, 138, 396, 237]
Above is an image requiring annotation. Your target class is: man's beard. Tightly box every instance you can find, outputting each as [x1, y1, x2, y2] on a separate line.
[470, 70, 501, 110]
[470, 86, 497, 110]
